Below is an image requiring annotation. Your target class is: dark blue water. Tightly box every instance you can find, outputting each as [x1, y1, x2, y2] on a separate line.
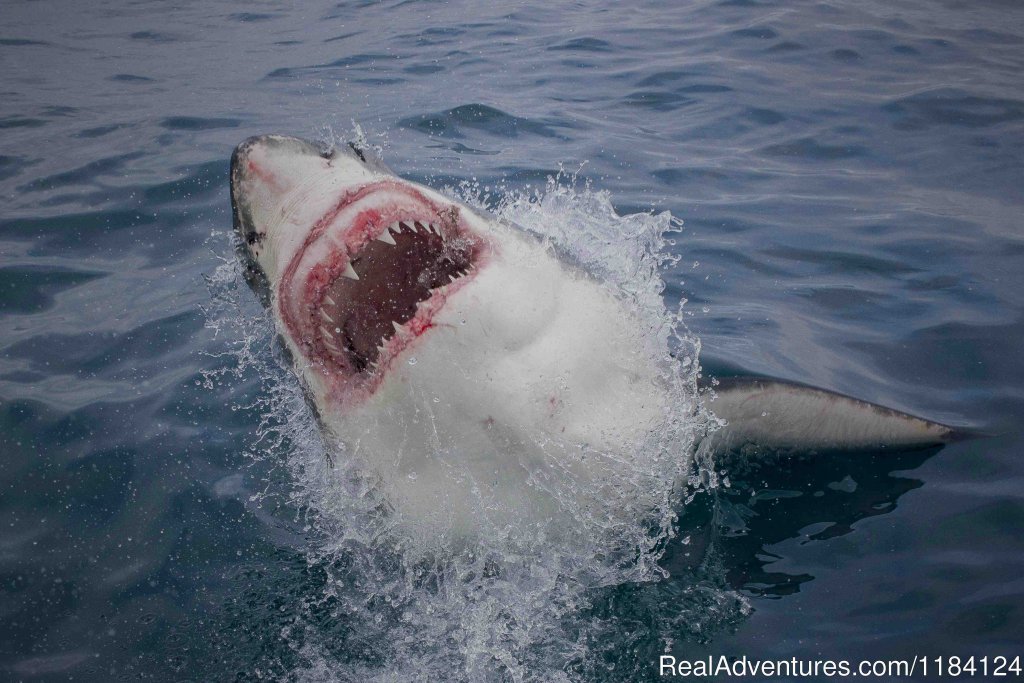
[2, 1, 1023, 680]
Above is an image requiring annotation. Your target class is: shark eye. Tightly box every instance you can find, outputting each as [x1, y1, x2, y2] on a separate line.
[314, 220, 475, 374]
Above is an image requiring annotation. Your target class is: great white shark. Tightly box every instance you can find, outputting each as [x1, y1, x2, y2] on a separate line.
[229, 134, 962, 542]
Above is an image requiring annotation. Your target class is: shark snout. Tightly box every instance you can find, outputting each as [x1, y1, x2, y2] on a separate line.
[229, 135, 329, 247]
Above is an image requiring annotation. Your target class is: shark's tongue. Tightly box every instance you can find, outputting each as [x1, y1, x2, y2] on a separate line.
[319, 221, 473, 373]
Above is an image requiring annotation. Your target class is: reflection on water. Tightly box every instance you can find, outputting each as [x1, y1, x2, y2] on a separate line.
[690, 447, 937, 598]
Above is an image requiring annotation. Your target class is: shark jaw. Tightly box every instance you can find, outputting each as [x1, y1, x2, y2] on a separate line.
[276, 180, 491, 403]
[231, 138, 493, 410]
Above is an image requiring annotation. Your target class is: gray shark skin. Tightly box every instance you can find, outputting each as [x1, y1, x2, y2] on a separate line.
[702, 375, 964, 454]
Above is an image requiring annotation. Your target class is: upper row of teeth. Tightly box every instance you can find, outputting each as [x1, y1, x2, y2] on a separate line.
[374, 221, 442, 246]
[333, 222, 444, 282]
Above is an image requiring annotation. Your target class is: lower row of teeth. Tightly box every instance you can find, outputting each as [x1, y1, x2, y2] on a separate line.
[317, 320, 401, 369]
[318, 261, 473, 368]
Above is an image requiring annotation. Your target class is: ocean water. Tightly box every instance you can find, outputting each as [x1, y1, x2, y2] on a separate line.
[2, 1, 1023, 681]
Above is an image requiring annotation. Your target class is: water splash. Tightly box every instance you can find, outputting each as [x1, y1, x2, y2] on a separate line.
[204, 159, 740, 682]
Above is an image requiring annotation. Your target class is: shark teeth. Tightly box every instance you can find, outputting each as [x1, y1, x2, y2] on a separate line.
[309, 214, 477, 376]
[377, 220, 447, 241]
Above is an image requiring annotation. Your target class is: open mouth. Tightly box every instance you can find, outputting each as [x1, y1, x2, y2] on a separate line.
[276, 181, 490, 393]
[317, 219, 475, 373]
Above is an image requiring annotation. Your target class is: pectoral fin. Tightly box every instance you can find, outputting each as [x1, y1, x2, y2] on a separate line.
[702, 376, 964, 454]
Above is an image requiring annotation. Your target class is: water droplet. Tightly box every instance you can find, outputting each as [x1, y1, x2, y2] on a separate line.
[408, 356, 417, 365]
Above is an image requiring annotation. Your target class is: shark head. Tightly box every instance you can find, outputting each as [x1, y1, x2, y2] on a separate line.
[230, 135, 673, 541]
[231, 135, 497, 407]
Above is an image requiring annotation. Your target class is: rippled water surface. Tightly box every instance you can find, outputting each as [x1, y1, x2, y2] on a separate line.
[2, 1, 1023, 680]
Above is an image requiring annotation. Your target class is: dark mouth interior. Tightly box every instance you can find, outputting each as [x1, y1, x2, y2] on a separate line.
[317, 221, 473, 373]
